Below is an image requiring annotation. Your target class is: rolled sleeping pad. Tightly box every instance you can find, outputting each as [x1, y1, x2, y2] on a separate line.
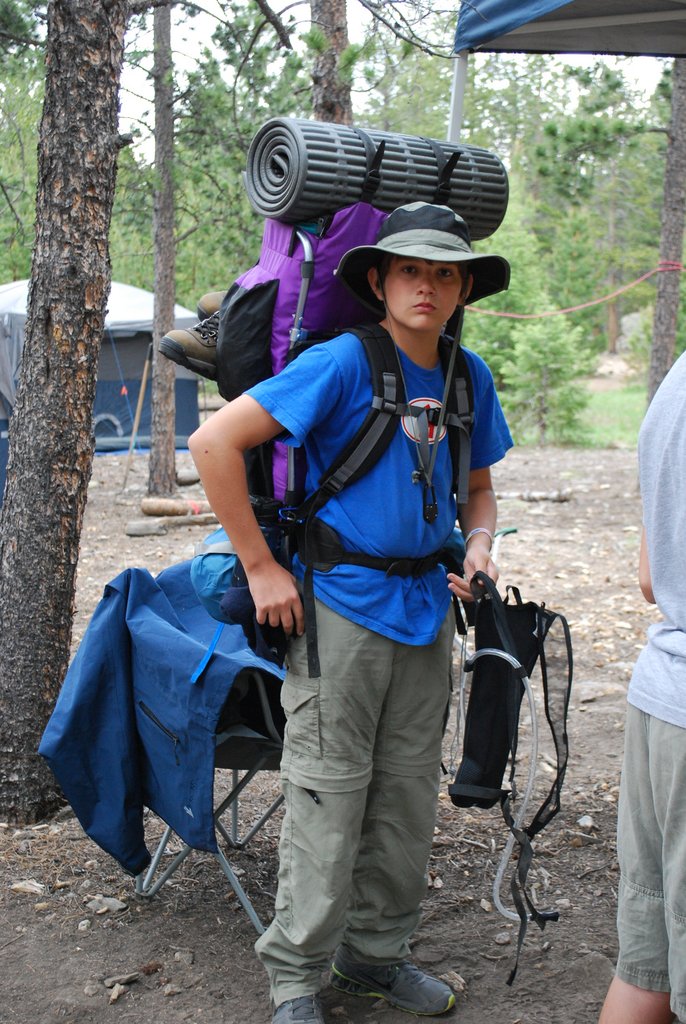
[245, 117, 509, 239]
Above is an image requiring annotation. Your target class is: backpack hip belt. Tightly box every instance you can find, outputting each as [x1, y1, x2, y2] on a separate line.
[294, 517, 444, 577]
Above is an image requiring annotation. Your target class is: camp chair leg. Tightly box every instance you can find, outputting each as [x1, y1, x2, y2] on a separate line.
[216, 788, 285, 851]
[136, 831, 195, 899]
[135, 823, 175, 894]
[212, 755, 284, 850]
[214, 846, 267, 934]
[135, 761, 284, 931]
[136, 832, 268, 932]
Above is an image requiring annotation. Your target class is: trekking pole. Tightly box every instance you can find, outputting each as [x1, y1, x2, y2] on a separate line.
[121, 342, 153, 491]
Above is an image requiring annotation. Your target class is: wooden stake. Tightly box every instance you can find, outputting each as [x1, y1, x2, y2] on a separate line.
[121, 342, 153, 490]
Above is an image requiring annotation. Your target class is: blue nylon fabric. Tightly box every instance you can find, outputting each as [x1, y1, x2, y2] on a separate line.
[38, 560, 284, 876]
[454, 0, 572, 52]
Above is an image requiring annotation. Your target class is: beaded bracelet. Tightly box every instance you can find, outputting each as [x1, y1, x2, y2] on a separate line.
[464, 527, 494, 547]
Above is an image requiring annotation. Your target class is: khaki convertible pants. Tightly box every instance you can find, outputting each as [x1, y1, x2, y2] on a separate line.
[255, 599, 454, 1006]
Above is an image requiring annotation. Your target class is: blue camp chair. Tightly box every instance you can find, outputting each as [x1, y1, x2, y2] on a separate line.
[134, 666, 285, 932]
[39, 559, 285, 932]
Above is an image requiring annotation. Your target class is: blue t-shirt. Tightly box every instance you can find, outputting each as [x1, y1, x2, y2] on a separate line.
[248, 331, 512, 645]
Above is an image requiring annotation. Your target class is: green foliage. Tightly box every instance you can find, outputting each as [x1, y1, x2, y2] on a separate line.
[463, 181, 595, 445]
[533, 63, 652, 204]
[0, 0, 43, 53]
[461, 54, 571, 174]
[500, 318, 592, 445]
[0, 2, 675, 395]
[163, 2, 313, 303]
[353, 13, 454, 137]
[0, 54, 42, 282]
[463, 56, 667, 358]
[463, 181, 596, 379]
[301, 26, 328, 56]
[338, 43, 366, 85]
[109, 146, 154, 291]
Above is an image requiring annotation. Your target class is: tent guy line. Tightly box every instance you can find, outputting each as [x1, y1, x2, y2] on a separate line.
[466, 262, 684, 319]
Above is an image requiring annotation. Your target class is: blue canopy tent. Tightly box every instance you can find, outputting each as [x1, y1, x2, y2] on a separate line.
[454, 1, 686, 57]
[449, 0, 686, 140]
[449, 0, 686, 400]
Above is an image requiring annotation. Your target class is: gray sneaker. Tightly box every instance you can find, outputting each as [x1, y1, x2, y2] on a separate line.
[272, 995, 325, 1024]
[159, 312, 219, 381]
[331, 947, 455, 1016]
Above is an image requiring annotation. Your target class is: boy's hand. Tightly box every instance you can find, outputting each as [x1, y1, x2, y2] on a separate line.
[447, 540, 499, 602]
[248, 560, 305, 636]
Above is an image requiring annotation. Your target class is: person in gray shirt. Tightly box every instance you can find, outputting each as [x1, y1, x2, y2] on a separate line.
[599, 352, 686, 1024]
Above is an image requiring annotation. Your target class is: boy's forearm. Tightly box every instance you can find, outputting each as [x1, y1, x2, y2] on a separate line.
[450, 467, 500, 598]
[189, 404, 305, 636]
[459, 484, 498, 549]
[188, 397, 280, 573]
[191, 442, 273, 572]
[638, 527, 655, 604]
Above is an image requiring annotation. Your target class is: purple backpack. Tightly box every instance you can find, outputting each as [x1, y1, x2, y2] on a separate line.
[215, 202, 388, 501]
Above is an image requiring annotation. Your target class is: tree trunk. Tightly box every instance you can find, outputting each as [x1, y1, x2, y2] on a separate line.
[0, 0, 128, 823]
[606, 168, 618, 355]
[148, 3, 177, 497]
[606, 295, 619, 355]
[310, 0, 353, 124]
[648, 57, 686, 401]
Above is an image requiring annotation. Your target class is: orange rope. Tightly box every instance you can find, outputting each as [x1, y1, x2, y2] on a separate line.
[467, 262, 685, 319]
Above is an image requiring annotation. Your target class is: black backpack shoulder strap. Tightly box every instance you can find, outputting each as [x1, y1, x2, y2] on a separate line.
[297, 326, 475, 519]
[292, 323, 406, 679]
[296, 323, 406, 521]
[438, 334, 474, 505]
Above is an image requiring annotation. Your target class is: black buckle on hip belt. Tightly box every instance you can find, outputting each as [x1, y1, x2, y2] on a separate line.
[297, 518, 444, 677]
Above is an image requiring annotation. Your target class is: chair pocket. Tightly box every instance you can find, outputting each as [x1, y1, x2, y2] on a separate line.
[138, 701, 181, 766]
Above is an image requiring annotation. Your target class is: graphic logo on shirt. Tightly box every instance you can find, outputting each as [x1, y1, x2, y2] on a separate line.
[401, 397, 447, 444]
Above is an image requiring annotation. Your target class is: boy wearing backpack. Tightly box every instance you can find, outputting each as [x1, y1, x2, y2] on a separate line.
[189, 202, 512, 1024]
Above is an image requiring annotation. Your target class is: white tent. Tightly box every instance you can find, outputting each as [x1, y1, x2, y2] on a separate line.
[0, 279, 199, 447]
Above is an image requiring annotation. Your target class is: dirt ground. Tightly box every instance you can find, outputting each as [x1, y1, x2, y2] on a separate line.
[0, 439, 656, 1024]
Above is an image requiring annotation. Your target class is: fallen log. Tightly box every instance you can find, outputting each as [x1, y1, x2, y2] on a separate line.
[141, 496, 212, 517]
[126, 512, 217, 537]
[496, 489, 572, 503]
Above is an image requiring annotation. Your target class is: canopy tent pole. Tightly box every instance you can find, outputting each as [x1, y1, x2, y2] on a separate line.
[447, 52, 470, 142]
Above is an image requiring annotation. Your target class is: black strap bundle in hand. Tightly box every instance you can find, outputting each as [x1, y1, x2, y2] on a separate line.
[448, 571, 573, 984]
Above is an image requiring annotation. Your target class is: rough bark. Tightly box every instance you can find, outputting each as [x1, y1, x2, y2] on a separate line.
[0, 0, 128, 822]
[648, 57, 686, 401]
[148, 2, 177, 497]
[310, 0, 353, 125]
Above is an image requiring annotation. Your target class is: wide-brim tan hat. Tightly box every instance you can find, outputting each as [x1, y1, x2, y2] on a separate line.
[335, 202, 510, 313]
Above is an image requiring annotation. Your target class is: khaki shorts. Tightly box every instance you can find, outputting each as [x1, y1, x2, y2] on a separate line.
[615, 703, 686, 1021]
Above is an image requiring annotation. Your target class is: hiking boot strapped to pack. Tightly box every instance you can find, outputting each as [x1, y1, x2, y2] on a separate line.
[196, 290, 227, 320]
[160, 313, 220, 381]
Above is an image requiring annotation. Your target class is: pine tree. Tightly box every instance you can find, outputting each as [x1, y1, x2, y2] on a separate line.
[500, 318, 591, 444]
